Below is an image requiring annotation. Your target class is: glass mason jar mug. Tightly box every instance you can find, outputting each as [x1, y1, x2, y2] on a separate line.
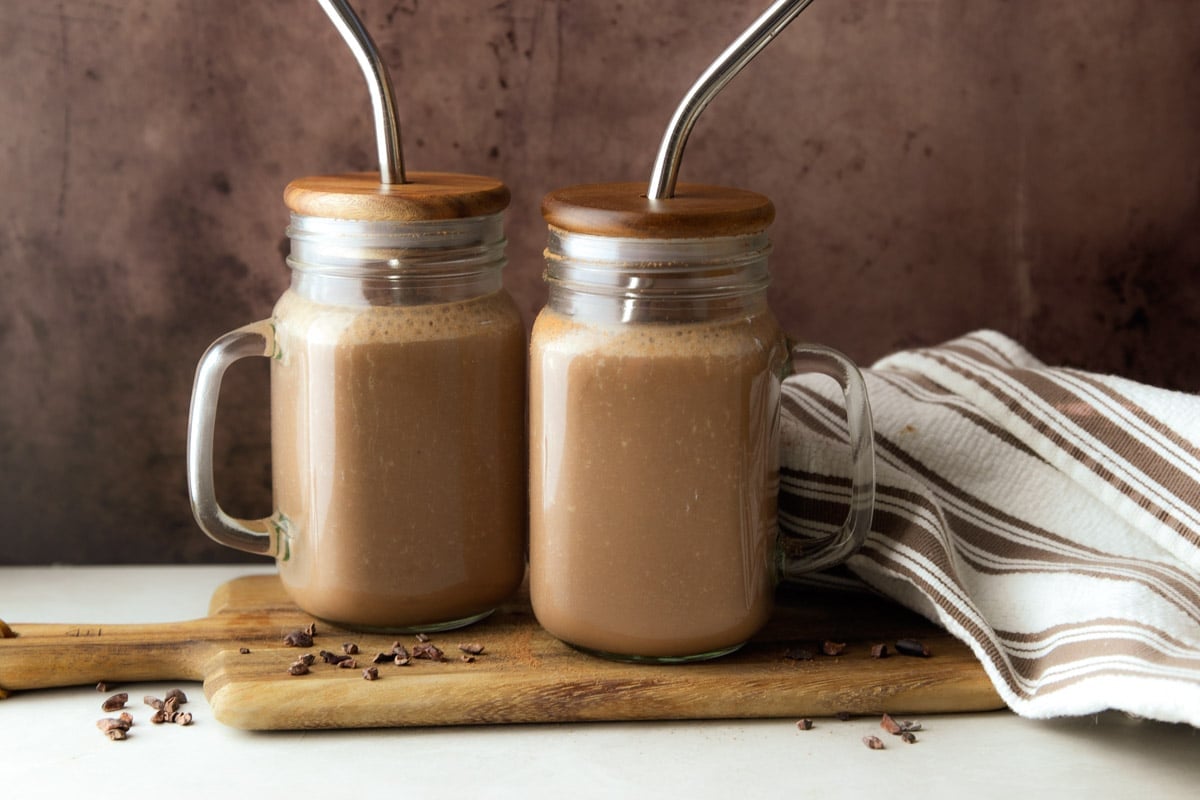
[529, 183, 876, 662]
[188, 173, 527, 633]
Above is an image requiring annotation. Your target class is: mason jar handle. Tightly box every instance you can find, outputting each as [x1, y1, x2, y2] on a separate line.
[186, 319, 280, 557]
[779, 344, 876, 578]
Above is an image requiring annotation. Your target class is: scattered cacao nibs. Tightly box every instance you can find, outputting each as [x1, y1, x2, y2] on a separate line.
[321, 651, 352, 665]
[304, 622, 317, 637]
[174, 712, 194, 726]
[283, 630, 314, 648]
[163, 697, 180, 718]
[458, 643, 485, 656]
[337, 658, 359, 669]
[862, 735, 885, 750]
[239, 647, 251, 655]
[150, 709, 168, 724]
[362, 667, 379, 681]
[415, 633, 431, 643]
[119, 711, 134, 726]
[895, 638, 931, 658]
[880, 713, 903, 735]
[835, 711, 852, 721]
[870, 643, 889, 659]
[900, 731, 918, 744]
[95, 682, 111, 693]
[372, 652, 394, 664]
[822, 640, 847, 656]
[342, 642, 359, 655]
[288, 661, 310, 676]
[412, 642, 445, 661]
[796, 719, 814, 731]
[144, 695, 163, 710]
[104, 728, 128, 741]
[899, 720, 922, 732]
[164, 688, 188, 705]
[96, 717, 131, 733]
[460, 655, 476, 663]
[297, 653, 316, 667]
[392, 643, 410, 659]
[394, 653, 411, 667]
[783, 647, 814, 661]
[100, 692, 128, 712]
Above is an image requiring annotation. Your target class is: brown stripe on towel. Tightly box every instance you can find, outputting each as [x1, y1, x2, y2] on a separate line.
[871, 370, 1044, 462]
[920, 350, 1196, 538]
[930, 343, 1200, 526]
[853, 541, 1029, 700]
[784, 378, 1200, 618]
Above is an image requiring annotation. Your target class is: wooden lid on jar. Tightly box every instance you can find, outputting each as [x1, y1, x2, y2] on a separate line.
[541, 182, 774, 239]
[284, 171, 510, 221]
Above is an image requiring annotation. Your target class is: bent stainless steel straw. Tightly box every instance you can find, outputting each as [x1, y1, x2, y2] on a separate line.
[317, 0, 406, 185]
[646, 0, 816, 200]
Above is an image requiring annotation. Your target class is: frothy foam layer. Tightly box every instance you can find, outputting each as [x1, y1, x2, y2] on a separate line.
[532, 306, 787, 361]
[273, 289, 523, 347]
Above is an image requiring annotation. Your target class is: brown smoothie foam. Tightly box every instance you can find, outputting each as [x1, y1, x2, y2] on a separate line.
[529, 306, 790, 657]
[271, 288, 527, 630]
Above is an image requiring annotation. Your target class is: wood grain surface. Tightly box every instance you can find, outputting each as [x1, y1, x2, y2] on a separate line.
[284, 171, 510, 221]
[541, 182, 775, 239]
[0, 575, 1004, 730]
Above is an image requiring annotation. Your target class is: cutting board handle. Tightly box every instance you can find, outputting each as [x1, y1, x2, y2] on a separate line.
[0, 615, 273, 692]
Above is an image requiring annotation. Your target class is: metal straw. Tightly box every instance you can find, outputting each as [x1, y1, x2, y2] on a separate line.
[317, 0, 406, 184]
[646, 0, 816, 200]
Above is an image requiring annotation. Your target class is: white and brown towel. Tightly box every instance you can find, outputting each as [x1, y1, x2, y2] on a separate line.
[780, 330, 1200, 726]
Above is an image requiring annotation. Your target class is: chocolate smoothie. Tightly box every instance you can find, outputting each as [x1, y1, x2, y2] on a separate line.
[529, 305, 790, 658]
[272, 287, 527, 630]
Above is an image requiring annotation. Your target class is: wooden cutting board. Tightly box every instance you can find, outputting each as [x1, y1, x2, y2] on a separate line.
[0, 575, 1003, 729]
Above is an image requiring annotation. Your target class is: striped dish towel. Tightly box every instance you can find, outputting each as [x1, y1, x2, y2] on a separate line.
[780, 330, 1200, 726]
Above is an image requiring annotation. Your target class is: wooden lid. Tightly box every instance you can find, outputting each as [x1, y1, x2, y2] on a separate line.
[284, 171, 510, 221]
[541, 182, 774, 239]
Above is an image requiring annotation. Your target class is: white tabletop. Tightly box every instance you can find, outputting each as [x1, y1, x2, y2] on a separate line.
[1, 565, 1197, 798]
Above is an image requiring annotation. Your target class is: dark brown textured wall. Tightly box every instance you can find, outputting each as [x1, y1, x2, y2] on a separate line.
[1, 0, 1197, 564]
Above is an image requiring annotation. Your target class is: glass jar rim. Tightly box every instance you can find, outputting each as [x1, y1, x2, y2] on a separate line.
[286, 212, 507, 277]
[544, 227, 771, 302]
[288, 212, 504, 248]
[546, 227, 770, 270]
